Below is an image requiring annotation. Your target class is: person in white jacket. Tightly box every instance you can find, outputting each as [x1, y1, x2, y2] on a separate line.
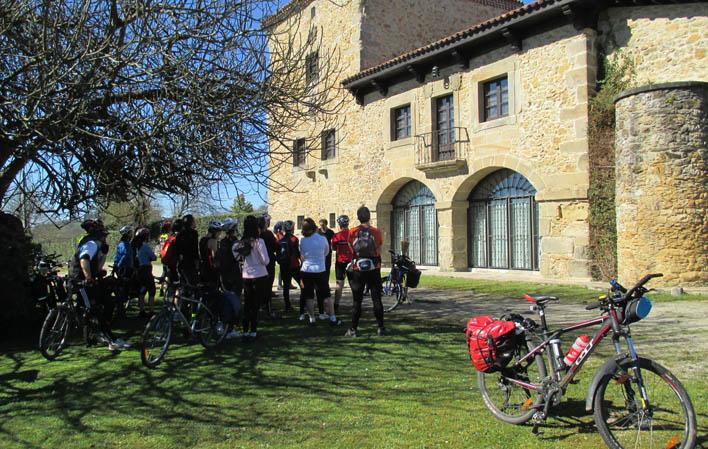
[299, 218, 340, 326]
[233, 215, 270, 341]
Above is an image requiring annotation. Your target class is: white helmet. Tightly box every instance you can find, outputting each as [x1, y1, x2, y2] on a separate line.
[208, 221, 223, 232]
[221, 218, 237, 233]
[119, 225, 133, 236]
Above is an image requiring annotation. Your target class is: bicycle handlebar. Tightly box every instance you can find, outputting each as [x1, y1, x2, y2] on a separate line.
[624, 273, 663, 300]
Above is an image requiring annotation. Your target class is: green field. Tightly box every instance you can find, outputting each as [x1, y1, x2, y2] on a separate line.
[1, 290, 706, 449]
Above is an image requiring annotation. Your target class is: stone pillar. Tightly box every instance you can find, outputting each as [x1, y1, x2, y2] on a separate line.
[436, 201, 469, 271]
[614, 82, 708, 287]
[375, 204, 393, 263]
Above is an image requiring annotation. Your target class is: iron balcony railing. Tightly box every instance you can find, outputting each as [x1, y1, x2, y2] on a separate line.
[414, 127, 469, 167]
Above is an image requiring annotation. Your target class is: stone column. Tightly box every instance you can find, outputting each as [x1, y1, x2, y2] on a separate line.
[614, 82, 708, 287]
[436, 201, 469, 271]
[375, 204, 393, 264]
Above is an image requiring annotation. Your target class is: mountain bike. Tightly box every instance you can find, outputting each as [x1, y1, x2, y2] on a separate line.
[477, 273, 697, 449]
[139, 277, 228, 368]
[30, 253, 67, 315]
[380, 250, 411, 312]
[38, 281, 107, 360]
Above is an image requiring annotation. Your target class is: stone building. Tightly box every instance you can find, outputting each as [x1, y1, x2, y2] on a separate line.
[265, 0, 708, 286]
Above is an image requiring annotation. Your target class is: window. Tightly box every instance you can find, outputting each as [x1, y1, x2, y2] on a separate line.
[321, 129, 335, 160]
[482, 76, 509, 122]
[329, 213, 336, 227]
[293, 138, 306, 167]
[391, 105, 411, 141]
[434, 95, 455, 161]
[311, 6, 316, 18]
[297, 215, 305, 230]
[305, 51, 319, 85]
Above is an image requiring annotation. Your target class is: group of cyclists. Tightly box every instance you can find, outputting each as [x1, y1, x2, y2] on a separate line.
[67, 206, 389, 351]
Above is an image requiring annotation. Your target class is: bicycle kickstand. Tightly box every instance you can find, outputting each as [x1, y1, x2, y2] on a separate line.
[531, 394, 555, 435]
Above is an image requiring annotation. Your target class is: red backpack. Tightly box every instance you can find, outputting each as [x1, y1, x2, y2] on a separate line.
[160, 235, 178, 267]
[466, 315, 518, 373]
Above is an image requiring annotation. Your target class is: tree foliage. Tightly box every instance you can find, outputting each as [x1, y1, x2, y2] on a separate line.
[0, 0, 344, 217]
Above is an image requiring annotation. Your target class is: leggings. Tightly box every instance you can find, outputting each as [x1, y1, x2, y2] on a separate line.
[300, 271, 330, 315]
[137, 265, 155, 298]
[348, 269, 384, 330]
[242, 276, 269, 333]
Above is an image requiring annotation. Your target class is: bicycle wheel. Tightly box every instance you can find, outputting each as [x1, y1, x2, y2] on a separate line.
[594, 357, 697, 449]
[380, 274, 399, 312]
[39, 306, 70, 360]
[195, 307, 227, 348]
[140, 310, 172, 369]
[478, 340, 547, 425]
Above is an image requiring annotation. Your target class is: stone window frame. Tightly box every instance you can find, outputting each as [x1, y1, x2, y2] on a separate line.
[305, 51, 319, 86]
[470, 57, 520, 132]
[481, 76, 509, 122]
[384, 90, 417, 150]
[321, 128, 336, 161]
[297, 215, 305, 230]
[292, 137, 307, 170]
[391, 104, 412, 141]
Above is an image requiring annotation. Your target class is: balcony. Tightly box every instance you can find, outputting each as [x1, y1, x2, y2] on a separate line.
[414, 127, 469, 173]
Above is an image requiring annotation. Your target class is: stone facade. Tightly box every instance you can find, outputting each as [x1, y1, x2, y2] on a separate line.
[266, 1, 708, 285]
[615, 82, 708, 287]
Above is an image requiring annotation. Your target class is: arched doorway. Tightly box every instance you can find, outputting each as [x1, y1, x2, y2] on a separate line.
[468, 169, 539, 270]
[392, 181, 438, 266]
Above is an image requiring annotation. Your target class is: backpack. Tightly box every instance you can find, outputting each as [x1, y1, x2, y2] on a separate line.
[352, 227, 376, 258]
[233, 238, 253, 261]
[276, 235, 291, 265]
[160, 235, 178, 267]
[466, 315, 519, 373]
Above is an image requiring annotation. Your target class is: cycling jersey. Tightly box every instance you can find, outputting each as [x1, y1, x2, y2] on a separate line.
[331, 229, 353, 263]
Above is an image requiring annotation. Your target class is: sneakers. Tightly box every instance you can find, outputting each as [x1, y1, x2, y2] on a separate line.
[107, 341, 121, 351]
[377, 327, 387, 336]
[308, 317, 317, 327]
[226, 330, 242, 339]
[344, 328, 358, 337]
[318, 313, 329, 320]
[299, 314, 306, 321]
[329, 318, 342, 327]
[114, 338, 131, 349]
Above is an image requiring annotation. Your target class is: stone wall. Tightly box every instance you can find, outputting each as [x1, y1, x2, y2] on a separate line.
[614, 82, 708, 287]
[599, 4, 708, 84]
[360, 0, 515, 69]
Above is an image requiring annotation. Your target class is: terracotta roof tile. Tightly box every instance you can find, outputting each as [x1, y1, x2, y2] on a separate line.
[342, 0, 559, 86]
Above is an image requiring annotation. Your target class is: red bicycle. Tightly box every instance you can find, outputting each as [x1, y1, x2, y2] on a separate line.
[477, 273, 697, 449]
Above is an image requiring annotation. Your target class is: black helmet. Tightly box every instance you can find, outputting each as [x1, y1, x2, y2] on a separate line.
[336, 215, 349, 227]
[273, 221, 284, 233]
[283, 220, 295, 233]
[357, 206, 370, 223]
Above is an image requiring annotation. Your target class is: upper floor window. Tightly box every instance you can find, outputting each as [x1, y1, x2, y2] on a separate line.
[293, 138, 306, 167]
[311, 6, 316, 18]
[306, 51, 319, 85]
[321, 129, 336, 160]
[329, 213, 336, 227]
[391, 104, 411, 141]
[483, 76, 509, 122]
[297, 215, 305, 230]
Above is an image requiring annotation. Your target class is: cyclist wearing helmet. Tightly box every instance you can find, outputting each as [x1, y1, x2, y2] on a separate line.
[276, 220, 300, 313]
[199, 221, 222, 286]
[70, 219, 125, 350]
[114, 225, 135, 312]
[134, 227, 157, 318]
[317, 218, 335, 319]
[218, 218, 242, 339]
[330, 215, 353, 315]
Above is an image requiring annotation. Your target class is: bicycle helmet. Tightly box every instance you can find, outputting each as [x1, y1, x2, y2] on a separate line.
[273, 221, 283, 234]
[283, 220, 295, 233]
[221, 218, 237, 233]
[119, 225, 133, 236]
[208, 221, 223, 232]
[135, 227, 150, 239]
[336, 215, 349, 227]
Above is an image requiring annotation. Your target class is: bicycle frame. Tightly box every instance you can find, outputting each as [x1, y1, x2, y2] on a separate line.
[508, 315, 612, 392]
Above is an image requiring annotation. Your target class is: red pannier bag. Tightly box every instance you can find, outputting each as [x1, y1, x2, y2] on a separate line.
[466, 315, 518, 373]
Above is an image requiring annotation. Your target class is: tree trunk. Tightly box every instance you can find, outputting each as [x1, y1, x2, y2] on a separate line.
[0, 157, 29, 201]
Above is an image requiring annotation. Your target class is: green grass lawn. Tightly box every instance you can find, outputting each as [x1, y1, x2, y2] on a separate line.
[1, 300, 706, 449]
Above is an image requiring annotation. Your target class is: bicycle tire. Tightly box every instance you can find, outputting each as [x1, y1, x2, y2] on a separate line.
[39, 307, 70, 360]
[380, 274, 400, 312]
[196, 307, 227, 348]
[478, 340, 547, 425]
[593, 357, 697, 449]
[140, 310, 172, 369]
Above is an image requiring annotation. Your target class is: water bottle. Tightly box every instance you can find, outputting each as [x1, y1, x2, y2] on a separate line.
[548, 338, 566, 371]
[564, 335, 590, 366]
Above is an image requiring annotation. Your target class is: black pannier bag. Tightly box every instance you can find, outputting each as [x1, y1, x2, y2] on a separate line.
[404, 260, 422, 288]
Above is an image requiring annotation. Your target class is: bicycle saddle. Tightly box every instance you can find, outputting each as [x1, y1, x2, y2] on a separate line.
[523, 294, 559, 305]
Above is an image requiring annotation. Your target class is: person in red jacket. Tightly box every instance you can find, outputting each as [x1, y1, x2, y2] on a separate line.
[346, 206, 386, 337]
[330, 215, 353, 315]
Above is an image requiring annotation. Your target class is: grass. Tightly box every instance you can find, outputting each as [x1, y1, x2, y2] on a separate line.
[416, 275, 708, 303]
[1, 296, 707, 449]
